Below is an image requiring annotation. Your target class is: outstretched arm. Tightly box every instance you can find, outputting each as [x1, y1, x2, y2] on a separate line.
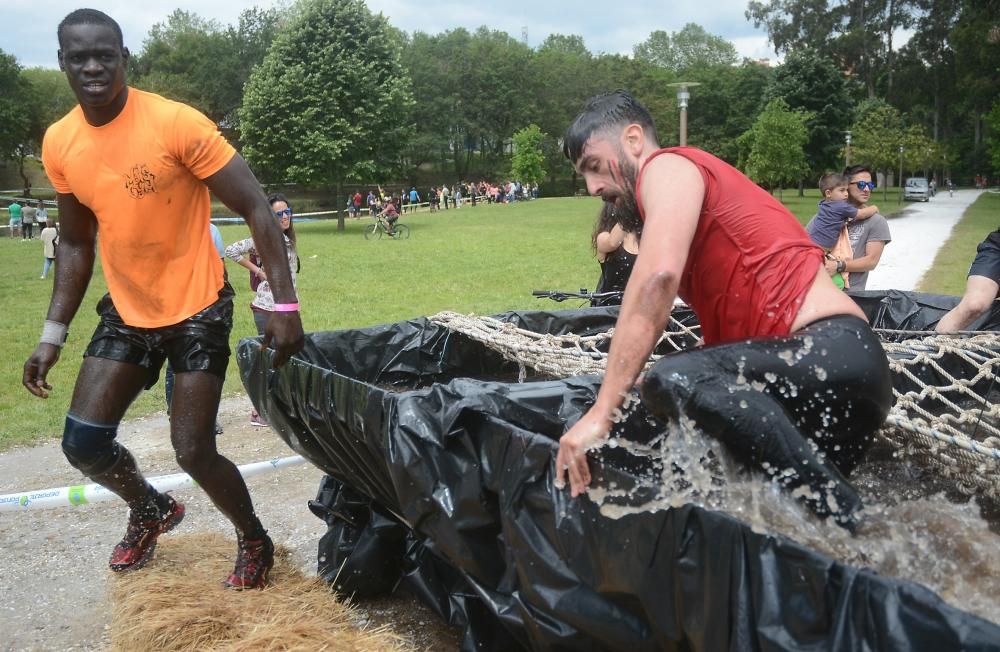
[22, 193, 98, 397]
[855, 205, 879, 221]
[556, 154, 703, 495]
[205, 154, 304, 367]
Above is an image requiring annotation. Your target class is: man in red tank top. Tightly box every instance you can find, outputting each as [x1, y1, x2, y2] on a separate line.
[555, 91, 892, 531]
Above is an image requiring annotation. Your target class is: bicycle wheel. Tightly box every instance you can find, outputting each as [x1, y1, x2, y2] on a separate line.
[392, 224, 410, 239]
[363, 223, 382, 240]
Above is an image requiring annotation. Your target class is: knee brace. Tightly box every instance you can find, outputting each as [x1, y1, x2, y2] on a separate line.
[62, 414, 123, 476]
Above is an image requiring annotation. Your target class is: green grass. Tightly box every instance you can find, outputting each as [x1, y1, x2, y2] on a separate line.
[917, 192, 1000, 295]
[0, 197, 603, 449]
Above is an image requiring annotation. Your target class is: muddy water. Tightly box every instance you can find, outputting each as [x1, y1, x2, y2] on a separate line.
[592, 414, 1000, 626]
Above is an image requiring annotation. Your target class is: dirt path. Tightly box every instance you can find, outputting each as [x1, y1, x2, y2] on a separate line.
[0, 395, 461, 652]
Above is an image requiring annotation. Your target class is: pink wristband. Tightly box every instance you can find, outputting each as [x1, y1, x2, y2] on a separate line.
[272, 302, 300, 312]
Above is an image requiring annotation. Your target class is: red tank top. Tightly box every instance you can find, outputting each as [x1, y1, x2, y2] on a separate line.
[635, 147, 823, 344]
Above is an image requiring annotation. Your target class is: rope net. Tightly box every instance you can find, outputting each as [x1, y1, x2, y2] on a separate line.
[429, 312, 1000, 498]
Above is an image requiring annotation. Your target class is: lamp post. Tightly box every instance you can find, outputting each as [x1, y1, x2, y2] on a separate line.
[898, 144, 904, 204]
[667, 82, 700, 147]
[844, 131, 852, 168]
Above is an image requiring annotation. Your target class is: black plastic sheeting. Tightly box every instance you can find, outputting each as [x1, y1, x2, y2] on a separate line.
[849, 288, 1000, 332]
[237, 292, 1000, 651]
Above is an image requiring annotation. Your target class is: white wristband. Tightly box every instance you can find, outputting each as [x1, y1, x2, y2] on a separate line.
[41, 320, 68, 347]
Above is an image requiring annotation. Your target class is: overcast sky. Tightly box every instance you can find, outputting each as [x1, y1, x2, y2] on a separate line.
[5, 0, 778, 70]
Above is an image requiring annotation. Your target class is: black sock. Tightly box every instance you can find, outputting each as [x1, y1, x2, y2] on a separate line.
[129, 485, 171, 520]
[129, 495, 161, 521]
[242, 516, 267, 541]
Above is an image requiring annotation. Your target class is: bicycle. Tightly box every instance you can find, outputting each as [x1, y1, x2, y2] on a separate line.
[532, 289, 623, 307]
[364, 215, 410, 240]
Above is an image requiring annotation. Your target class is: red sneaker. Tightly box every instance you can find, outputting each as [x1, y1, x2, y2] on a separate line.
[224, 533, 274, 590]
[109, 494, 185, 572]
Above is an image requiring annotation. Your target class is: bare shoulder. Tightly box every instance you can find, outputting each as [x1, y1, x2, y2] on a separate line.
[640, 153, 705, 216]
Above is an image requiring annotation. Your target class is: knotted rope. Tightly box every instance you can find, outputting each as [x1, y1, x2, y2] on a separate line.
[430, 313, 1000, 498]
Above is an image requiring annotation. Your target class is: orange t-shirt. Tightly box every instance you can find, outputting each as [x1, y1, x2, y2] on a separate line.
[42, 88, 235, 327]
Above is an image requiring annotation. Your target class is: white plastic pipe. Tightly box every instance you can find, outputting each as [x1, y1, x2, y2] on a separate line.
[0, 455, 307, 512]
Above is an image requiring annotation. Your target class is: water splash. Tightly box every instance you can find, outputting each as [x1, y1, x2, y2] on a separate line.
[591, 418, 1000, 625]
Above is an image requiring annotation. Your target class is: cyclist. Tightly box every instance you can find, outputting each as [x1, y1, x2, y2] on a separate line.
[378, 200, 400, 235]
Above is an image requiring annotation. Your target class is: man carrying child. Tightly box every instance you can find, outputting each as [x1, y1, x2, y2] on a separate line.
[806, 172, 878, 289]
[806, 165, 891, 291]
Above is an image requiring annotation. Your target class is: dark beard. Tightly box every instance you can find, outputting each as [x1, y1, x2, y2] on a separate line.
[613, 157, 643, 239]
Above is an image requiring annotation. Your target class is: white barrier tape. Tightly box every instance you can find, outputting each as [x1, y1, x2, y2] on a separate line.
[0, 455, 307, 513]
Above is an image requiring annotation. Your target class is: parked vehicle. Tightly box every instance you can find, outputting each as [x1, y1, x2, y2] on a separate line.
[904, 177, 931, 202]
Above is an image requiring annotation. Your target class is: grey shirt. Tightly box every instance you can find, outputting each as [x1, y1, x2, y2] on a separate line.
[21, 205, 36, 224]
[806, 212, 891, 291]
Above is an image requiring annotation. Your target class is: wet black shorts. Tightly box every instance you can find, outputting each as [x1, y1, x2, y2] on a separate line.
[84, 282, 235, 389]
[968, 229, 1000, 283]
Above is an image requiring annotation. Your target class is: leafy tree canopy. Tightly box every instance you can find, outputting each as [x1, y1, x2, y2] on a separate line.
[511, 124, 546, 184]
[0, 51, 31, 162]
[634, 23, 738, 72]
[987, 102, 1000, 175]
[740, 97, 812, 196]
[747, 0, 919, 99]
[131, 7, 281, 128]
[21, 67, 79, 143]
[766, 48, 855, 175]
[240, 0, 415, 224]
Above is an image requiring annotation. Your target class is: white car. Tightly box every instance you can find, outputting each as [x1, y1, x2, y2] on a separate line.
[904, 177, 931, 202]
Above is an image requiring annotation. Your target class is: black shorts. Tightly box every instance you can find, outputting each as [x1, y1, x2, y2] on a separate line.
[85, 282, 235, 389]
[968, 229, 1000, 283]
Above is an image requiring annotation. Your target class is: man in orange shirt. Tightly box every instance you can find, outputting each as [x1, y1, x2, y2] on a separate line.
[21, 9, 304, 589]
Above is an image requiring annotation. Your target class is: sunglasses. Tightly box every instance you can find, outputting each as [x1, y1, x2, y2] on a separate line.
[274, 208, 293, 218]
[855, 181, 876, 191]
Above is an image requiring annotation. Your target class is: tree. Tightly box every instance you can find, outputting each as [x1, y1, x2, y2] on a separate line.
[634, 23, 738, 72]
[766, 49, 856, 190]
[747, 0, 920, 99]
[21, 68, 77, 133]
[537, 34, 590, 58]
[15, 67, 79, 193]
[0, 52, 33, 191]
[741, 98, 812, 199]
[684, 61, 774, 163]
[983, 101, 1000, 175]
[529, 35, 594, 184]
[949, 0, 1000, 178]
[239, 0, 414, 231]
[130, 11, 231, 120]
[847, 101, 908, 201]
[131, 7, 281, 131]
[511, 125, 546, 184]
[402, 27, 535, 180]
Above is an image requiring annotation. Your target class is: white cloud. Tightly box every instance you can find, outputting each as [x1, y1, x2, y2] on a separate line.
[730, 35, 781, 64]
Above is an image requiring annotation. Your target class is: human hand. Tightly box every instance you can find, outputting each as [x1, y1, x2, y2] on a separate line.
[22, 343, 62, 398]
[255, 268, 267, 281]
[555, 409, 612, 496]
[261, 311, 305, 368]
[824, 257, 839, 276]
[868, 204, 878, 214]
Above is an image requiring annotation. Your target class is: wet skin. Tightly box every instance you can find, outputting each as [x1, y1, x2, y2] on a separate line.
[23, 21, 305, 539]
[58, 22, 130, 127]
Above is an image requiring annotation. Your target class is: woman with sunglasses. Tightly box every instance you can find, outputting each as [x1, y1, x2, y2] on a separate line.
[225, 193, 300, 427]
